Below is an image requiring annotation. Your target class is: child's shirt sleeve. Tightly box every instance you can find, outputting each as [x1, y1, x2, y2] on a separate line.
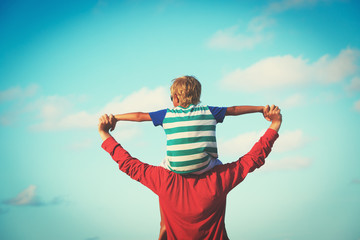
[208, 106, 227, 123]
[149, 109, 167, 126]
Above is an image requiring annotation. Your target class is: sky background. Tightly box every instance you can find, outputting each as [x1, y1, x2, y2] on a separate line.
[1, 0, 360, 239]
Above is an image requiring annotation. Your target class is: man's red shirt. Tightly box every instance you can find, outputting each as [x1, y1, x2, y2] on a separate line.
[102, 128, 279, 239]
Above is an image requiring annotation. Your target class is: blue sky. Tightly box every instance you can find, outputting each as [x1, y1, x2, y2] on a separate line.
[1, 0, 360, 239]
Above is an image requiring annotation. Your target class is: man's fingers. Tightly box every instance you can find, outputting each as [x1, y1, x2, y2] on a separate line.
[265, 105, 281, 122]
[99, 115, 105, 123]
[269, 105, 279, 113]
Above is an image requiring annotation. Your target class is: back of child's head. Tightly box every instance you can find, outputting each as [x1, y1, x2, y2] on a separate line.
[171, 76, 201, 108]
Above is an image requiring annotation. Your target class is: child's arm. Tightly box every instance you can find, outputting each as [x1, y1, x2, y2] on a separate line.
[109, 112, 151, 131]
[225, 105, 264, 115]
[226, 105, 271, 121]
[114, 112, 151, 122]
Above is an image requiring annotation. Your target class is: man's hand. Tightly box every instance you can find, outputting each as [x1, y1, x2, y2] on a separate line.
[266, 105, 282, 132]
[98, 114, 116, 141]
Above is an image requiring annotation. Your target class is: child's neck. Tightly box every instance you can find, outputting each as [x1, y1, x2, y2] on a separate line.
[175, 104, 194, 109]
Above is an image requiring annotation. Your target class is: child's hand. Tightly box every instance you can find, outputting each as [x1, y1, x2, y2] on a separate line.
[263, 105, 271, 121]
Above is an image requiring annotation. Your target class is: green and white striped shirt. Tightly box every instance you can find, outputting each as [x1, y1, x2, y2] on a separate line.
[150, 105, 227, 174]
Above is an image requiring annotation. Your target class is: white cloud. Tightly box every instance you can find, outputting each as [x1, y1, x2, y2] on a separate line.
[0, 109, 22, 125]
[0, 85, 39, 125]
[30, 86, 169, 133]
[156, 0, 182, 12]
[3, 185, 40, 206]
[219, 131, 261, 157]
[313, 48, 360, 84]
[354, 99, 360, 112]
[273, 130, 308, 152]
[38, 96, 73, 119]
[221, 48, 360, 91]
[0, 84, 38, 103]
[0, 208, 9, 215]
[265, 0, 322, 14]
[264, 0, 343, 16]
[351, 179, 360, 184]
[2, 185, 65, 207]
[208, 0, 345, 52]
[248, 15, 276, 33]
[222, 55, 310, 91]
[0, 85, 169, 140]
[218, 129, 310, 171]
[111, 125, 142, 141]
[207, 25, 270, 51]
[347, 76, 360, 92]
[281, 94, 306, 109]
[219, 129, 307, 156]
[29, 95, 86, 131]
[262, 156, 311, 171]
[101, 87, 169, 113]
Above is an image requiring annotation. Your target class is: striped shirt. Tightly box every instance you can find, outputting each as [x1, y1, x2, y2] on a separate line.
[150, 105, 227, 174]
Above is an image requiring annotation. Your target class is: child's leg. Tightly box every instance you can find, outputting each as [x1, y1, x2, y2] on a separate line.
[158, 207, 167, 240]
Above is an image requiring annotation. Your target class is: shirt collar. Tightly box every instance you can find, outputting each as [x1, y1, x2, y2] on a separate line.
[176, 104, 195, 110]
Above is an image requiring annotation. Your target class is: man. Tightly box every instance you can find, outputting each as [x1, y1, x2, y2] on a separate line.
[99, 105, 282, 239]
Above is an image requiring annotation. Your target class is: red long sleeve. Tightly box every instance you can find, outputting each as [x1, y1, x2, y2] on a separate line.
[101, 128, 279, 239]
[217, 128, 279, 194]
[101, 137, 167, 195]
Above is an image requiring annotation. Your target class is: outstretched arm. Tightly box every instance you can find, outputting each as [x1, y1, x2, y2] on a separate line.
[221, 105, 282, 192]
[226, 105, 270, 121]
[107, 112, 151, 131]
[225, 105, 264, 115]
[114, 112, 151, 122]
[98, 114, 165, 194]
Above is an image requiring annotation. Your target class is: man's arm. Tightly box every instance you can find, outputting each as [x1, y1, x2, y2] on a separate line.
[98, 114, 113, 141]
[267, 105, 282, 132]
[220, 105, 282, 192]
[98, 114, 164, 194]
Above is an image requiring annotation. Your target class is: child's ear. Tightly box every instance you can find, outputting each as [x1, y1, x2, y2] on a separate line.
[172, 94, 180, 107]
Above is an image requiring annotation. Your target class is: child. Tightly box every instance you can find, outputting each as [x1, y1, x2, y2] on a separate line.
[109, 75, 269, 175]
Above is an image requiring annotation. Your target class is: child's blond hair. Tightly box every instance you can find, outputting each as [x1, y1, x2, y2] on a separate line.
[170, 76, 201, 108]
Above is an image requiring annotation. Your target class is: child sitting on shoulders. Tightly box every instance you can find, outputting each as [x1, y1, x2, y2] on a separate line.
[110, 75, 269, 174]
